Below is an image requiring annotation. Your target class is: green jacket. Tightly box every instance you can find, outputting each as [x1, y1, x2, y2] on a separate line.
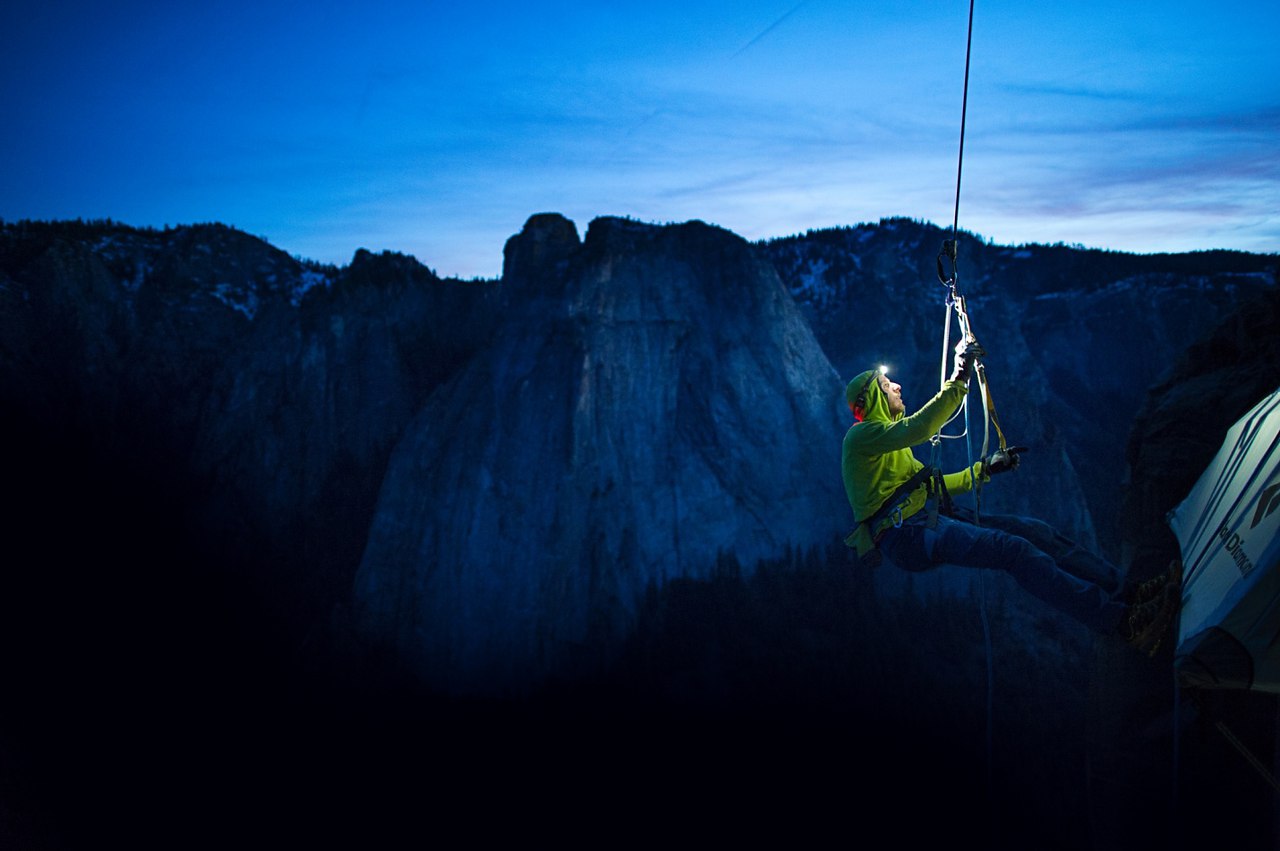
[842, 370, 986, 557]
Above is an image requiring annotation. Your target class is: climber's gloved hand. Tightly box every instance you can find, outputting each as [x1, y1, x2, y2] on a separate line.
[983, 446, 1027, 476]
[950, 338, 986, 383]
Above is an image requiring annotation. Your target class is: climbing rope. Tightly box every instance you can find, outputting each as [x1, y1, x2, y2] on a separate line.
[930, 0, 1001, 809]
[951, 0, 976, 244]
[932, 0, 1009, 517]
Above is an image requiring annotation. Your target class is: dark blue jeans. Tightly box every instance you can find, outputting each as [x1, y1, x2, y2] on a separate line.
[877, 507, 1126, 633]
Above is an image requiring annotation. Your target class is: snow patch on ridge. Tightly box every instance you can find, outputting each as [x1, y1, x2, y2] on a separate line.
[292, 270, 332, 305]
[212, 281, 259, 319]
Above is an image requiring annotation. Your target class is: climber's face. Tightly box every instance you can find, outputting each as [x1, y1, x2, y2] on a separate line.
[879, 374, 905, 417]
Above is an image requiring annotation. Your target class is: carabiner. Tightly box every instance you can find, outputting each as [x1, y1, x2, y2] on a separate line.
[936, 239, 958, 286]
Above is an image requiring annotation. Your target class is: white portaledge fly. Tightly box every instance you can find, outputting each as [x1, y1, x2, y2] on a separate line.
[1168, 385, 1280, 693]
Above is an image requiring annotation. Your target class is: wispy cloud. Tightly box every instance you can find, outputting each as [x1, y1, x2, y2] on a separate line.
[996, 81, 1148, 103]
[4, 1, 1276, 274]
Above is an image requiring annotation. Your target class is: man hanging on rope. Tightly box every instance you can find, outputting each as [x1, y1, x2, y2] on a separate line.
[842, 341, 1181, 655]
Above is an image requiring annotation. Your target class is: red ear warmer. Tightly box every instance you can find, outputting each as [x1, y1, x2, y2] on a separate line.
[846, 369, 879, 423]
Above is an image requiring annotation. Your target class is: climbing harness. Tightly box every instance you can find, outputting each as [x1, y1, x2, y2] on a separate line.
[844, 463, 953, 568]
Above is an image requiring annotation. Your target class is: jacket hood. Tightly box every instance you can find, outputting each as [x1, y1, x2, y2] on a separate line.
[846, 369, 896, 424]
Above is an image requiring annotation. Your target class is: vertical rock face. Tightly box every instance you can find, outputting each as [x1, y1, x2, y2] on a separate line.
[185, 245, 502, 603]
[354, 214, 847, 693]
[1121, 285, 1280, 576]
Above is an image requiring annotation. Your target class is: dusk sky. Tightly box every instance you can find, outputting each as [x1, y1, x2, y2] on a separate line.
[2, 1, 1276, 279]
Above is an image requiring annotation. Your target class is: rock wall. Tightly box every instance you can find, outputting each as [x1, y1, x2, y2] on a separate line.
[353, 215, 848, 692]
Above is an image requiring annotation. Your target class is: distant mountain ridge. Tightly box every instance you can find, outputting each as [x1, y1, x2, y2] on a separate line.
[1, 215, 1276, 695]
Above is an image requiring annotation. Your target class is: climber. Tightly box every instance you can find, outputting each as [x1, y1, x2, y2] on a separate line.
[842, 341, 1181, 655]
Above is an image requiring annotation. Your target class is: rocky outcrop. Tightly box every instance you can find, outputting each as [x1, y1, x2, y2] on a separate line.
[1122, 285, 1280, 572]
[353, 214, 847, 692]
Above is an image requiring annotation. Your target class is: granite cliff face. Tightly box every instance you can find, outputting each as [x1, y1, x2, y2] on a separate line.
[353, 214, 847, 692]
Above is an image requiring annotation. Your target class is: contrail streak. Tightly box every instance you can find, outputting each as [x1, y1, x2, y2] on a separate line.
[733, 1, 812, 58]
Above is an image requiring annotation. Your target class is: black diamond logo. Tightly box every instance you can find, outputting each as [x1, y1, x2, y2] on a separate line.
[1252, 482, 1280, 530]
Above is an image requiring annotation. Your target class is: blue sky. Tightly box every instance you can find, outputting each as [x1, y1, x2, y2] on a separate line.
[2, 1, 1276, 278]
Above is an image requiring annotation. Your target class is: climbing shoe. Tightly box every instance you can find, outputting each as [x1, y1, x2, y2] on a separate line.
[1121, 580, 1180, 657]
[1125, 558, 1183, 606]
